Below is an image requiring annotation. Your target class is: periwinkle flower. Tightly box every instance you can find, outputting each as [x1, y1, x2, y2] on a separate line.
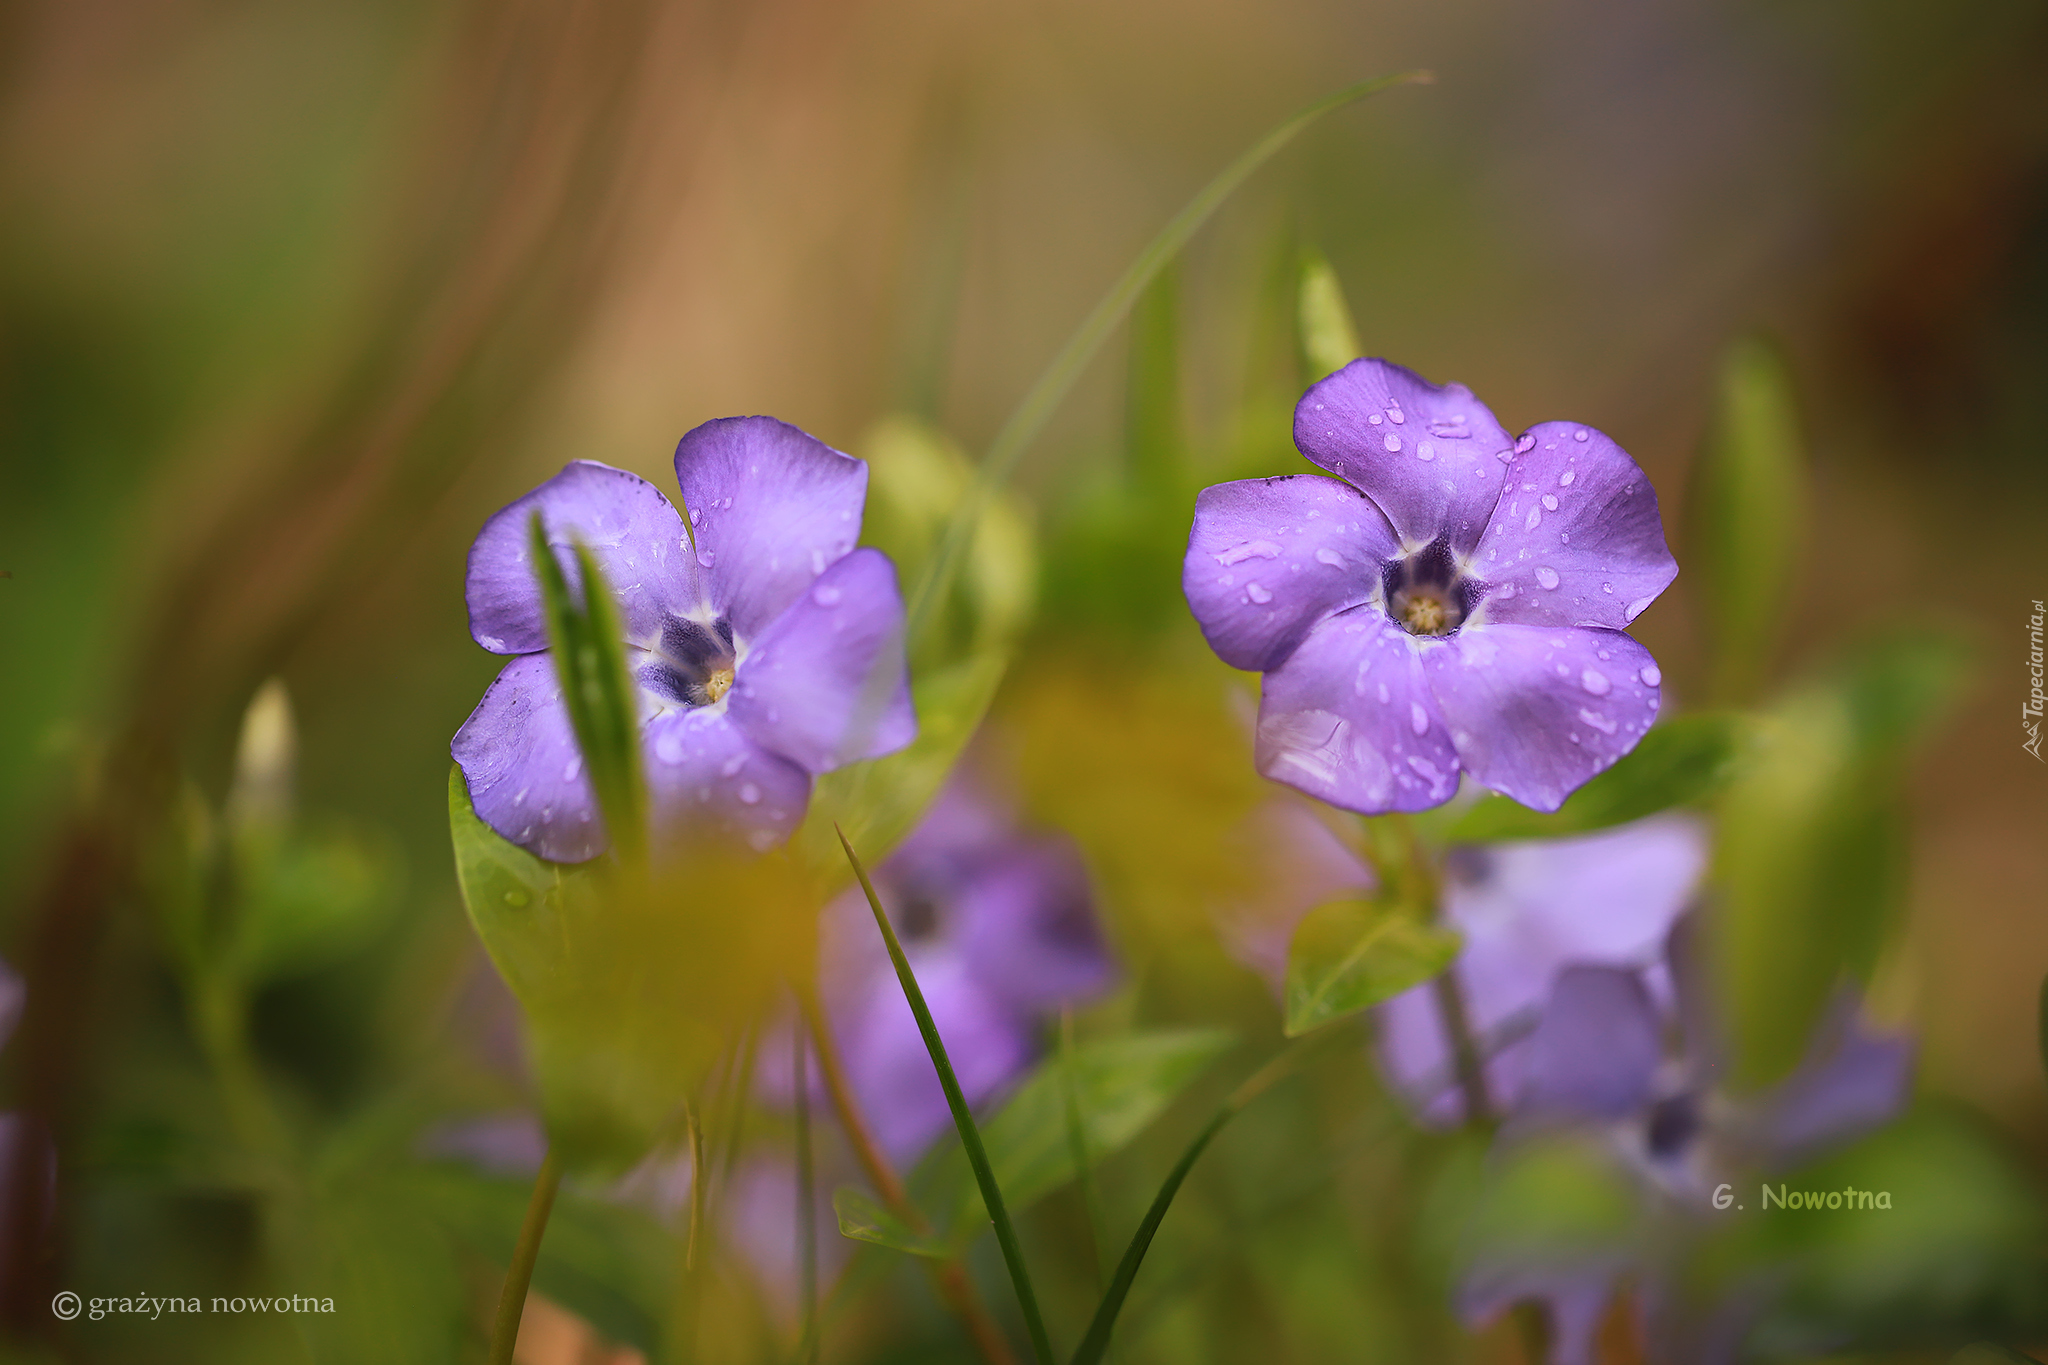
[1184, 360, 1677, 814]
[1457, 949, 1913, 1365]
[1376, 815, 1708, 1126]
[812, 777, 1117, 1163]
[454, 417, 916, 861]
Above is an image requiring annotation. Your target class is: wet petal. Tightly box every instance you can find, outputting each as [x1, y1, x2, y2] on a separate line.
[1524, 966, 1663, 1120]
[1254, 612, 1463, 814]
[955, 838, 1118, 1014]
[1293, 359, 1516, 556]
[1426, 624, 1661, 812]
[727, 548, 915, 774]
[1468, 421, 1677, 631]
[642, 707, 811, 855]
[466, 460, 697, 655]
[674, 416, 867, 638]
[451, 653, 606, 862]
[1183, 474, 1396, 672]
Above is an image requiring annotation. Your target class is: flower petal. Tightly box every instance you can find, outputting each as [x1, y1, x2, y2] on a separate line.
[1524, 966, 1663, 1120]
[1426, 624, 1661, 812]
[642, 707, 811, 855]
[452, 653, 606, 863]
[1749, 996, 1913, 1165]
[1376, 814, 1705, 1124]
[727, 547, 915, 774]
[1468, 421, 1677, 631]
[1293, 359, 1516, 555]
[674, 416, 867, 638]
[1254, 613, 1462, 813]
[1182, 474, 1396, 672]
[955, 838, 1118, 1014]
[466, 460, 697, 655]
[837, 954, 1034, 1162]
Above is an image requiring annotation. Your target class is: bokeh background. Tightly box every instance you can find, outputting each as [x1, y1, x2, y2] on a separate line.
[3, 0, 2046, 1360]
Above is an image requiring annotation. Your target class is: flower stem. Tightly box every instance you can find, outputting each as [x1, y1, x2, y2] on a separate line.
[798, 983, 1021, 1365]
[488, 1145, 563, 1365]
[837, 826, 1057, 1365]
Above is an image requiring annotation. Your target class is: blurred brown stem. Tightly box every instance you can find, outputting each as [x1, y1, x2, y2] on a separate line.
[796, 985, 1021, 1365]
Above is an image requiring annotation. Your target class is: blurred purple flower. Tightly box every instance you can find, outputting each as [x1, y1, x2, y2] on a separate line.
[1457, 946, 1914, 1365]
[808, 777, 1118, 1163]
[453, 416, 916, 862]
[1377, 814, 1708, 1126]
[1184, 359, 1676, 814]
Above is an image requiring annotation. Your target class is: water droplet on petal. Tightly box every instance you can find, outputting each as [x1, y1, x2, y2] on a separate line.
[1525, 507, 1542, 530]
[738, 782, 761, 805]
[1639, 664, 1662, 687]
[563, 755, 582, 782]
[1559, 469, 1576, 487]
[655, 731, 685, 765]
[1581, 669, 1610, 696]
[1515, 433, 1537, 453]
[813, 583, 841, 606]
[1417, 441, 1435, 461]
[1215, 540, 1282, 566]
[1535, 566, 1561, 590]
[1377, 682, 1391, 704]
[1383, 433, 1402, 453]
[1246, 583, 1273, 604]
[1625, 596, 1654, 621]
[1542, 495, 1558, 511]
[1369, 413, 1383, 425]
[1314, 547, 1344, 567]
[1574, 429, 1589, 441]
[1410, 702, 1429, 735]
[1387, 405, 1406, 424]
[696, 549, 714, 568]
[720, 753, 746, 776]
[1578, 708, 1619, 735]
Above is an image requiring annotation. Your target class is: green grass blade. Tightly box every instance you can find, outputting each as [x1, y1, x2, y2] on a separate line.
[1068, 1041, 1320, 1365]
[903, 70, 1433, 652]
[836, 825, 1056, 1365]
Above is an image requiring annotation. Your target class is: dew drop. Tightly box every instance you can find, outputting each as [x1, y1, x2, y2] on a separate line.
[1417, 441, 1435, 461]
[1581, 669, 1611, 696]
[738, 782, 762, 805]
[1625, 596, 1654, 621]
[696, 549, 715, 568]
[813, 583, 842, 606]
[1573, 428, 1589, 442]
[1525, 507, 1542, 530]
[1542, 495, 1558, 511]
[1535, 566, 1561, 590]
[1639, 664, 1662, 687]
[1369, 413, 1383, 425]
[1246, 583, 1274, 604]
[504, 889, 529, 908]
[1515, 433, 1537, 453]
[1387, 405, 1406, 424]
[1578, 708, 1619, 735]
[720, 753, 747, 777]
[1377, 682, 1391, 704]
[1559, 469, 1576, 487]
[1410, 702, 1429, 735]
[1314, 547, 1345, 567]
[563, 755, 582, 782]
[1383, 433, 1402, 453]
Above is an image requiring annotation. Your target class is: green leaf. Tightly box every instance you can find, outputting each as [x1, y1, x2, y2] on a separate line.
[1125, 264, 1184, 491]
[231, 824, 399, 982]
[1297, 249, 1362, 381]
[941, 1028, 1237, 1235]
[1952, 1346, 2046, 1365]
[1284, 896, 1460, 1037]
[450, 766, 800, 1168]
[1446, 713, 1747, 843]
[1714, 631, 1972, 1088]
[1455, 1133, 1642, 1264]
[833, 1185, 952, 1258]
[1687, 337, 1808, 703]
[530, 512, 644, 859]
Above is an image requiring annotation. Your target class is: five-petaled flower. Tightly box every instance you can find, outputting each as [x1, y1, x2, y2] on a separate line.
[453, 416, 916, 862]
[1184, 359, 1678, 814]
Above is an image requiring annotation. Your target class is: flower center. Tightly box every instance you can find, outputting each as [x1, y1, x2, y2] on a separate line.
[642, 614, 740, 709]
[1382, 536, 1474, 637]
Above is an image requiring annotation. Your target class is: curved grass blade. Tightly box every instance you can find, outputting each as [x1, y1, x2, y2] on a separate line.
[904, 70, 1433, 650]
[1069, 1040, 1321, 1365]
[836, 825, 1056, 1365]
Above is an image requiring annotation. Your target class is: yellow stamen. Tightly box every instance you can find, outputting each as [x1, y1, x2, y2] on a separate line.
[1400, 594, 1448, 635]
[704, 667, 735, 703]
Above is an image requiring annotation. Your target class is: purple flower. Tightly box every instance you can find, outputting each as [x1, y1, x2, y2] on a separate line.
[810, 777, 1117, 1163]
[1457, 956, 1913, 1365]
[1184, 360, 1677, 814]
[454, 417, 917, 861]
[1376, 814, 1708, 1126]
